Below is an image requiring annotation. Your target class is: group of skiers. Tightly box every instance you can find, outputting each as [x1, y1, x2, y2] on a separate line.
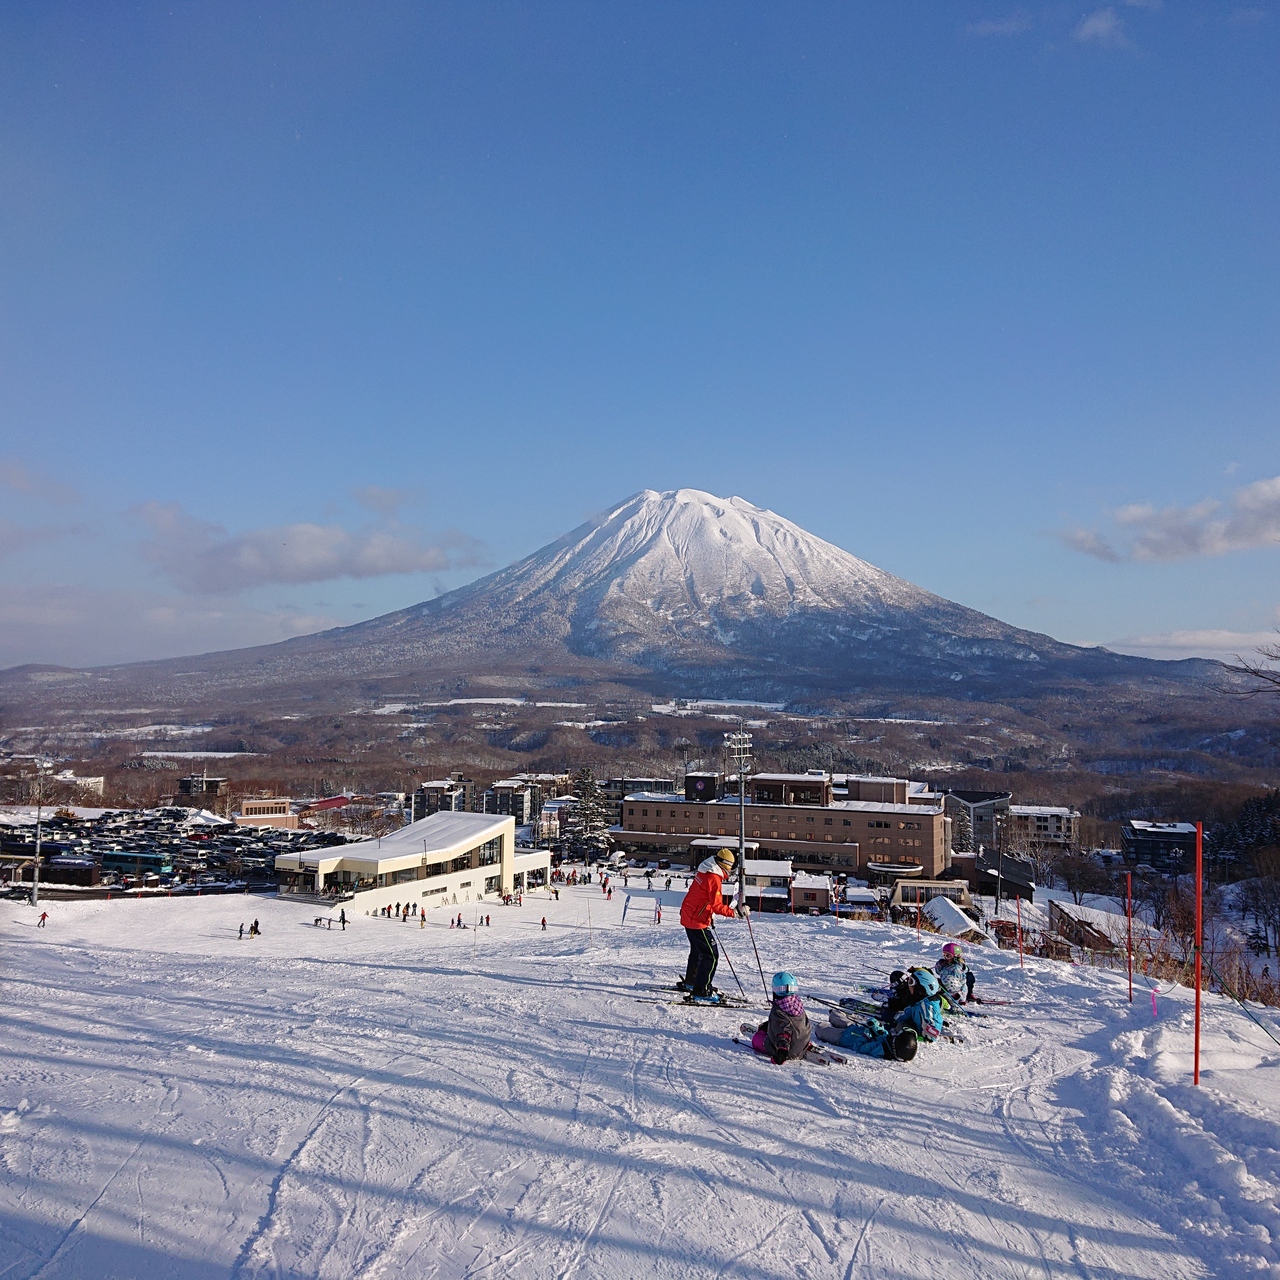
[237, 918, 261, 940]
[673, 848, 982, 1065]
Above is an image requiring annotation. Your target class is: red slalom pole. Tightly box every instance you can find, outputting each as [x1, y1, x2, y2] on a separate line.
[1126, 871, 1133, 1005]
[1015, 894, 1024, 968]
[1194, 822, 1203, 1086]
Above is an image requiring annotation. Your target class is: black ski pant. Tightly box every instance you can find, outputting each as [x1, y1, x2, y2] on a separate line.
[684, 926, 719, 997]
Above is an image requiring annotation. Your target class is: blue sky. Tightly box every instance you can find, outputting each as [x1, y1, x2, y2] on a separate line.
[1, 2, 1277, 668]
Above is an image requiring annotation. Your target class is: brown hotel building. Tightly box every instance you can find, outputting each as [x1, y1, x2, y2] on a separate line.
[615, 772, 950, 878]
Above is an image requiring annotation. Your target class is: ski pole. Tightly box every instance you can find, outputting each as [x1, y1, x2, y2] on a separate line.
[744, 909, 770, 1001]
[711, 923, 749, 1002]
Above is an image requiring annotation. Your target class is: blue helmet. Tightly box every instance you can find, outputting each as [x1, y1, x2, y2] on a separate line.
[772, 971, 798, 997]
[911, 968, 941, 998]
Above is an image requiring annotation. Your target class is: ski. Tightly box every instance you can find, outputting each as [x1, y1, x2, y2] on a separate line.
[730, 1036, 844, 1066]
[632, 995, 753, 1009]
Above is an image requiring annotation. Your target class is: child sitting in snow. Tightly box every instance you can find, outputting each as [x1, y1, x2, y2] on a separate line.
[749, 972, 812, 1064]
[881, 968, 945, 1043]
[935, 942, 976, 1004]
[815, 1008, 918, 1061]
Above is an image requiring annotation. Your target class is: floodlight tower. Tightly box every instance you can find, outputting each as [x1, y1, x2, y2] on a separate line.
[723, 724, 752, 910]
[29, 759, 49, 910]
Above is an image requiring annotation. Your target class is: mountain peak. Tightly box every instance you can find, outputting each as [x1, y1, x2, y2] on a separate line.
[527, 487, 935, 622]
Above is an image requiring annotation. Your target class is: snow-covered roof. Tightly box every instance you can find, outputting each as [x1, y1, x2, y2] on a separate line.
[743, 859, 792, 876]
[841, 888, 879, 904]
[924, 896, 990, 942]
[751, 773, 830, 783]
[1126, 821, 1198, 835]
[700, 797, 941, 816]
[1009, 805, 1078, 818]
[1050, 899, 1160, 943]
[792, 872, 831, 889]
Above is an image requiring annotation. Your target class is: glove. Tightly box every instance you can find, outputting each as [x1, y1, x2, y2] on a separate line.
[771, 1047, 788, 1065]
[736, 903, 750, 919]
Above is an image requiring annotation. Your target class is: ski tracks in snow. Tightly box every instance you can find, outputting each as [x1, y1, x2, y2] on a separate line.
[4, 897, 1277, 1279]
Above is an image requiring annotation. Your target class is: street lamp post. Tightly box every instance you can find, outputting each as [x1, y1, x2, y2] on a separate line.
[723, 725, 752, 910]
[30, 760, 49, 910]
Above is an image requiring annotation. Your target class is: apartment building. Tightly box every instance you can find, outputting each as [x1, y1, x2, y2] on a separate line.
[1007, 804, 1080, 851]
[409, 774, 476, 821]
[941, 789, 1012, 852]
[235, 798, 299, 830]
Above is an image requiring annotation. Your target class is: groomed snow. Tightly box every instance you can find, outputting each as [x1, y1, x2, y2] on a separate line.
[3, 885, 1278, 1279]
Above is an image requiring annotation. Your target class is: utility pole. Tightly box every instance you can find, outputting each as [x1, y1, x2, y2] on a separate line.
[30, 759, 49, 910]
[724, 724, 752, 910]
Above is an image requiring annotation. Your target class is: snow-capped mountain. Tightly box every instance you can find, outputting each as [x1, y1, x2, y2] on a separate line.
[0, 488, 1216, 709]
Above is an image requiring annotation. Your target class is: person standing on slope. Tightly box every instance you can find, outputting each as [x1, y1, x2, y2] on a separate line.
[678, 848, 746, 1004]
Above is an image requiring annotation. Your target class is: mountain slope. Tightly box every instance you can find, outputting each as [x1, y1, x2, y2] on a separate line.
[0, 488, 1218, 711]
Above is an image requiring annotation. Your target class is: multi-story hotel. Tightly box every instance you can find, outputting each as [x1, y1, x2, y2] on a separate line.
[614, 772, 950, 878]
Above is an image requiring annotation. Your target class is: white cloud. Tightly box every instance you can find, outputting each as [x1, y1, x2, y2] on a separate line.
[1059, 474, 1280, 562]
[1075, 7, 1130, 46]
[1107, 628, 1279, 664]
[1054, 527, 1120, 561]
[967, 11, 1034, 36]
[0, 583, 342, 668]
[136, 502, 486, 595]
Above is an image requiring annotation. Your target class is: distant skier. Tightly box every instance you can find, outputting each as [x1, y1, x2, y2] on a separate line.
[485, 914, 490, 927]
[935, 943, 976, 1004]
[239, 922, 244, 940]
[339, 908, 346, 931]
[748, 973, 813, 1064]
[541, 916, 547, 931]
[655, 904, 662, 925]
[37, 911, 48, 928]
[678, 848, 746, 1003]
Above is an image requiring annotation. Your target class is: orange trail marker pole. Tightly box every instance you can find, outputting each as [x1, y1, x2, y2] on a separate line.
[1194, 822, 1203, 1086]
[1126, 871, 1134, 1005]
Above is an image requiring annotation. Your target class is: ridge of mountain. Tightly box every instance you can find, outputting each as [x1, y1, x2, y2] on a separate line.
[0, 488, 1219, 713]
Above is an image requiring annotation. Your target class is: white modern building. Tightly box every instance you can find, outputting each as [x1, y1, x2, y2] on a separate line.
[275, 811, 551, 913]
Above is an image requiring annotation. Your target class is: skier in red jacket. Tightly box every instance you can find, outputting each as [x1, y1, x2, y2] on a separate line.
[678, 848, 747, 1003]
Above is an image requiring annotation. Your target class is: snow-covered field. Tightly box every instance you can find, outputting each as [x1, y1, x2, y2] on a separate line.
[3, 885, 1278, 1279]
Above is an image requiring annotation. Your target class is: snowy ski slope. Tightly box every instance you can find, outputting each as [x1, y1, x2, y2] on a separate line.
[2, 885, 1277, 1279]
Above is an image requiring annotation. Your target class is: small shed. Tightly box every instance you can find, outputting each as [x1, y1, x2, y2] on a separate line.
[791, 872, 831, 914]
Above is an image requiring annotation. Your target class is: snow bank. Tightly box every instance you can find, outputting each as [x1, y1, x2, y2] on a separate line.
[2, 886, 1277, 1278]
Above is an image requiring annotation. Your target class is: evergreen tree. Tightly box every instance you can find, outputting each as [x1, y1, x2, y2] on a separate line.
[561, 767, 614, 864]
[950, 807, 973, 854]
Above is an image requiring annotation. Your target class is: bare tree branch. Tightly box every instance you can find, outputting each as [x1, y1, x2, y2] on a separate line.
[1219, 633, 1280, 698]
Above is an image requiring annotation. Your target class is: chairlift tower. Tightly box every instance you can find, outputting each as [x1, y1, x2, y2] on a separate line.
[723, 725, 752, 910]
